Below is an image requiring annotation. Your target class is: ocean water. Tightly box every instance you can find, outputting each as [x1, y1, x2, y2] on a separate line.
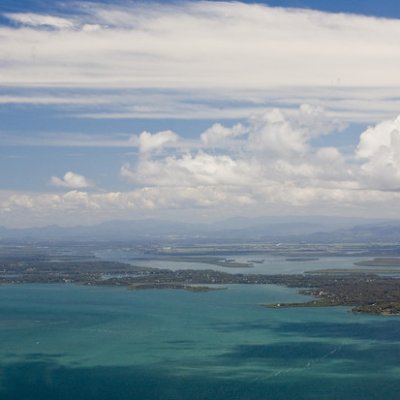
[1, 283, 400, 399]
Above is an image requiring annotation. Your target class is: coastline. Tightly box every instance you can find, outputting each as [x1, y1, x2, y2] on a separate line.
[1, 259, 400, 315]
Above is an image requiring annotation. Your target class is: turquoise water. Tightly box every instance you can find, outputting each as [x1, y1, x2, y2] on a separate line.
[1, 283, 400, 399]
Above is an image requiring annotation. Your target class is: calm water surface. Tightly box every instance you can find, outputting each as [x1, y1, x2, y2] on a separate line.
[1, 283, 400, 399]
[95, 248, 370, 274]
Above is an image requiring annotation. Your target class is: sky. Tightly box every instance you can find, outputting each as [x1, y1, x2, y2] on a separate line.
[1, 0, 400, 227]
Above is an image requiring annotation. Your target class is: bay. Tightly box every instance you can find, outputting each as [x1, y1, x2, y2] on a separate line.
[1, 283, 400, 399]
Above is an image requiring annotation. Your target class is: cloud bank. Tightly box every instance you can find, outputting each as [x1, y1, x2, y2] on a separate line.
[3, 108, 400, 226]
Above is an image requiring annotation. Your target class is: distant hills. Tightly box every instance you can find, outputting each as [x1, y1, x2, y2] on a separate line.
[308, 223, 400, 243]
[1, 216, 400, 243]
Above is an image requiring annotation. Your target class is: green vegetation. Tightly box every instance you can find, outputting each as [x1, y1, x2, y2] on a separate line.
[2, 242, 400, 315]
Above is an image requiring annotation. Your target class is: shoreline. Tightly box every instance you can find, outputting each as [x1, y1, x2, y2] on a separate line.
[1, 258, 400, 315]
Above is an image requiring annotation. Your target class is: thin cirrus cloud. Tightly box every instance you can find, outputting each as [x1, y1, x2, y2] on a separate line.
[3, 3, 400, 88]
[1, 2, 400, 122]
[4, 12, 75, 29]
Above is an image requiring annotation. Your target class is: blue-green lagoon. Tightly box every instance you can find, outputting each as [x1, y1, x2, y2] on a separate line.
[1, 283, 400, 399]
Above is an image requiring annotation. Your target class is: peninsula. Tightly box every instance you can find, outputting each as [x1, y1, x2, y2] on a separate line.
[1, 256, 400, 315]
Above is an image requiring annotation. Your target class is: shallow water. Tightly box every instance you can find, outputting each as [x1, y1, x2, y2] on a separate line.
[1, 283, 400, 399]
[95, 248, 375, 274]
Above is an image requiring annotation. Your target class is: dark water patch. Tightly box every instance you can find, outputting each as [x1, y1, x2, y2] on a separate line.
[222, 342, 343, 360]
[164, 340, 196, 345]
[212, 319, 277, 333]
[220, 342, 400, 371]
[276, 320, 400, 342]
[1, 360, 400, 400]
[163, 339, 197, 349]
[24, 353, 65, 360]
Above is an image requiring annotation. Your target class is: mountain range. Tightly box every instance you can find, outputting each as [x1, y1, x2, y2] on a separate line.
[1, 216, 400, 243]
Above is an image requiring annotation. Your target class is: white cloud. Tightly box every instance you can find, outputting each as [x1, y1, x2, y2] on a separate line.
[247, 105, 342, 157]
[133, 130, 179, 154]
[247, 109, 308, 156]
[4, 4, 400, 226]
[120, 105, 353, 193]
[356, 115, 400, 189]
[121, 152, 257, 187]
[5, 13, 75, 29]
[4, 107, 400, 226]
[2, 2, 400, 88]
[3, 87, 398, 124]
[59, 88, 400, 124]
[50, 171, 92, 189]
[356, 116, 400, 159]
[201, 123, 247, 145]
[291, 104, 345, 137]
[1, 3, 400, 122]
[2, 184, 400, 227]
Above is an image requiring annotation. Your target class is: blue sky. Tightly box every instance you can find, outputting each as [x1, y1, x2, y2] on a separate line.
[2, 0, 400, 18]
[1, 0, 400, 226]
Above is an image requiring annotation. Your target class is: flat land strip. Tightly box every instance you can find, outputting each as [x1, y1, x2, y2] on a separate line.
[2, 257, 400, 315]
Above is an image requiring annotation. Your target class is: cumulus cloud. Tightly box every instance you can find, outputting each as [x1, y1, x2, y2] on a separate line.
[356, 116, 400, 159]
[356, 115, 400, 189]
[248, 109, 308, 156]
[201, 123, 247, 145]
[5, 107, 400, 227]
[120, 105, 353, 195]
[247, 105, 343, 157]
[122, 152, 257, 187]
[132, 130, 179, 154]
[199, 104, 342, 154]
[50, 171, 92, 189]
[291, 104, 345, 137]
